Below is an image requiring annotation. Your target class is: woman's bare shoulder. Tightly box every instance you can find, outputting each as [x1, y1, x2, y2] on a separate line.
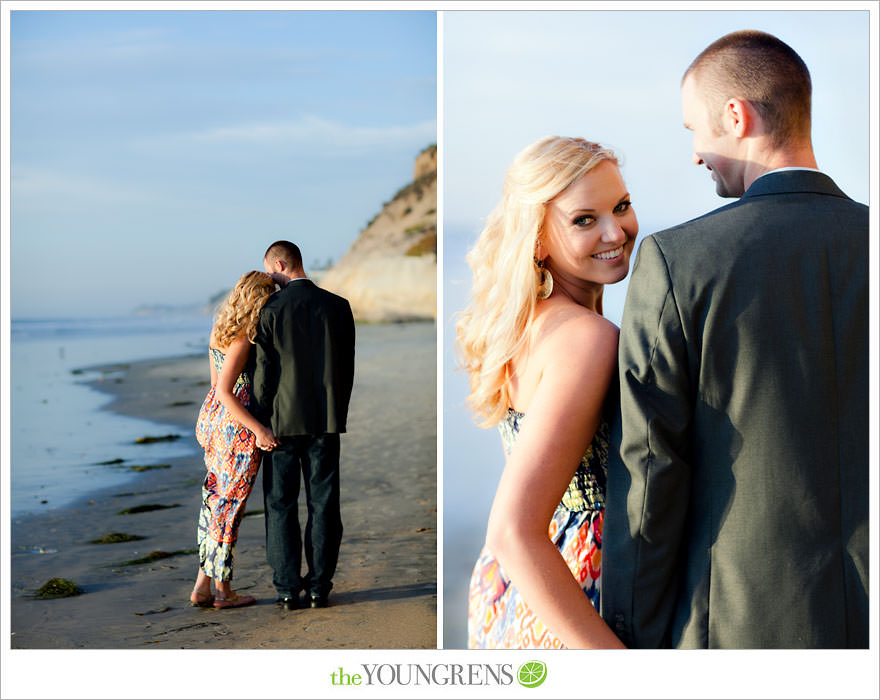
[508, 300, 620, 424]
[509, 300, 618, 412]
[209, 329, 249, 355]
[532, 299, 619, 356]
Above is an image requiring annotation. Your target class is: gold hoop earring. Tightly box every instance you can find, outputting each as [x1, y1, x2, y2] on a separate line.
[535, 258, 553, 299]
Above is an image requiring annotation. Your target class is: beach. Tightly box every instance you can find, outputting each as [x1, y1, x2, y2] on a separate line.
[9, 321, 437, 650]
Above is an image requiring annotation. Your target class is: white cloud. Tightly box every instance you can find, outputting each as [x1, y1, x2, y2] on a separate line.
[191, 115, 437, 150]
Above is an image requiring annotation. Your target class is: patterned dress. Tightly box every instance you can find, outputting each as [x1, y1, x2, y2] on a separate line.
[194, 347, 261, 581]
[467, 408, 609, 649]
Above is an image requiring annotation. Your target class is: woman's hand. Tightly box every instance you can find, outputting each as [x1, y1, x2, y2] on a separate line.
[254, 424, 279, 452]
[213, 334, 280, 452]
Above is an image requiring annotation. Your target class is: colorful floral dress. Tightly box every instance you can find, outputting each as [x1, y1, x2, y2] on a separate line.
[194, 347, 261, 581]
[467, 408, 608, 649]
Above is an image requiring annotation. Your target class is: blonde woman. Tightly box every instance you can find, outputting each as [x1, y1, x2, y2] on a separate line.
[458, 136, 636, 648]
[191, 271, 280, 609]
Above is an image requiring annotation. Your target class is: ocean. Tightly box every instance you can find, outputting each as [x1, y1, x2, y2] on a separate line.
[8, 314, 214, 521]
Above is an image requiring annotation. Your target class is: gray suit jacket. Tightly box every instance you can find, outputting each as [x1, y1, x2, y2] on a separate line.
[601, 170, 868, 648]
[252, 278, 355, 437]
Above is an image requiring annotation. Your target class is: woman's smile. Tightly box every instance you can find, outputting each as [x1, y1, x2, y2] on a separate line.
[591, 245, 625, 261]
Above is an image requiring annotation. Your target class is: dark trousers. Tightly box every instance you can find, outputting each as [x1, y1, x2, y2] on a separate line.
[262, 434, 342, 598]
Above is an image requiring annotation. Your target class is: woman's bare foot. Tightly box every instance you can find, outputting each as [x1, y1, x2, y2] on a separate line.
[213, 593, 256, 609]
[190, 569, 214, 607]
[213, 580, 255, 608]
[190, 590, 215, 607]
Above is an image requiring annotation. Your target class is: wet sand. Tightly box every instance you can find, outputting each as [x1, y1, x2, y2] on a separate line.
[9, 322, 437, 651]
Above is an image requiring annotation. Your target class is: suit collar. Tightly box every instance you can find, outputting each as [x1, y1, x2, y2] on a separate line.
[742, 169, 849, 201]
[274, 277, 314, 299]
[283, 277, 313, 288]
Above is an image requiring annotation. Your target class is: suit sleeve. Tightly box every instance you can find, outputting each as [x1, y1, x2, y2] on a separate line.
[339, 300, 356, 407]
[602, 235, 693, 648]
[252, 305, 278, 424]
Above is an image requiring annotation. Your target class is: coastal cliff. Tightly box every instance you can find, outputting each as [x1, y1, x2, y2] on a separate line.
[318, 145, 437, 322]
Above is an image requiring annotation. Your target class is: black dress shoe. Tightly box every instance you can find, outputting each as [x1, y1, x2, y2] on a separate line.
[309, 595, 329, 609]
[276, 595, 300, 611]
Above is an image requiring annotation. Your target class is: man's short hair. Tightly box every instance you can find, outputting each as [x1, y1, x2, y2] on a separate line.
[684, 30, 812, 148]
[264, 240, 304, 270]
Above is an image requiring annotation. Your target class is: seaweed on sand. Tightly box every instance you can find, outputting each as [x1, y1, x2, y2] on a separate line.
[34, 578, 84, 599]
[112, 548, 198, 567]
[115, 464, 171, 472]
[117, 504, 180, 515]
[88, 532, 145, 544]
[134, 434, 180, 444]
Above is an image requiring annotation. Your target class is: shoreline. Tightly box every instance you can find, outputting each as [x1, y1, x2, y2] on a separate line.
[10, 322, 437, 650]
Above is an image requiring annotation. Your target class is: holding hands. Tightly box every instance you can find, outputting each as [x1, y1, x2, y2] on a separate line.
[255, 424, 279, 452]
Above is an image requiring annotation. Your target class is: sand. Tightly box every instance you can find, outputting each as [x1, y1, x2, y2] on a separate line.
[9, 321, 437, 650]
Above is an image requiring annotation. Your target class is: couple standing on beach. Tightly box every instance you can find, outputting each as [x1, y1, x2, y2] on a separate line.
[458, 30, 868, 649]
[191, 240, 355, 611]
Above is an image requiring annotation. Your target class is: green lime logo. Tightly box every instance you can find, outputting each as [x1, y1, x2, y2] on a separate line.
[517, 660, 547, 688]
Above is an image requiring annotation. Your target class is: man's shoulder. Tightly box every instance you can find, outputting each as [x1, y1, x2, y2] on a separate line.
[314, 284, 352, 306]
[639, 204, 737, 270]
[651, 172, 867, 250]
[653, 199, 744, 242]
[272, 280, 353, 315]
[259, 289, 285, 316]
[308, 284, 354, 316]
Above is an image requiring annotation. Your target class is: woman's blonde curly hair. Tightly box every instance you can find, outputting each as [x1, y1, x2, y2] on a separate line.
[211, 271, 277, 348]
[455, 136, 618, 428]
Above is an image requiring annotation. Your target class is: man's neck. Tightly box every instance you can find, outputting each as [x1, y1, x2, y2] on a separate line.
[742, 142, 818, 192]
[280, 272, 308, 287]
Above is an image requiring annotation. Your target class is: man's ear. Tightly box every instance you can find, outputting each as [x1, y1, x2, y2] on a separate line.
[724, 97, 752, 138]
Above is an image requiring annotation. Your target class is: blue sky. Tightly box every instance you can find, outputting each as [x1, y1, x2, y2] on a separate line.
[8, 10, 436, 318]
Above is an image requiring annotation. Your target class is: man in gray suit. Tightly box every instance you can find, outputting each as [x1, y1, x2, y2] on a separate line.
[601, 30, 868, 648]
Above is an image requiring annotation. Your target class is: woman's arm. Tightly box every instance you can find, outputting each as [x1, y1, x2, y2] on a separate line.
[485, 310, 625, 649]
[214, 334, 279, 451]
[208, 344, 219, 388]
